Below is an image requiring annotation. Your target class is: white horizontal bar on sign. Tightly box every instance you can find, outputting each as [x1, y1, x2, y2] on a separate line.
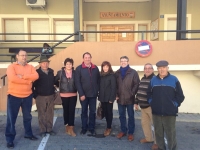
[138, 45, 150, 51]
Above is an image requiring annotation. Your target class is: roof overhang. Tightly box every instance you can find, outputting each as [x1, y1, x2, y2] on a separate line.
[84, 0, 151, 2]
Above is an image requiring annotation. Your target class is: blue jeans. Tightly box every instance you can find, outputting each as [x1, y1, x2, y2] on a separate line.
[80, 97, 97, 130]
[118, 103, 135, 134]
[5, 94, 33, 143]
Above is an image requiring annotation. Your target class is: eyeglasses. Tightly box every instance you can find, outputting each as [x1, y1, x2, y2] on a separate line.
[144, 68, 153, 70]
[120, 61, 128, 63]
[18, 55, 28, 57]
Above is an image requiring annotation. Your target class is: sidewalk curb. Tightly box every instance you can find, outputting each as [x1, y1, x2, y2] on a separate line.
[0, 109, 200, 123]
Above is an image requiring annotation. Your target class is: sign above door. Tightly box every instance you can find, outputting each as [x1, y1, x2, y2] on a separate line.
[100, 11, 135, 19]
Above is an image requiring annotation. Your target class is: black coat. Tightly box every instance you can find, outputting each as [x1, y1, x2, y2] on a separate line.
[55, 67, 77, 93]
[32, 67, 55, 98]
[98, 73, 117, 103]
[75, 63, 100, 98]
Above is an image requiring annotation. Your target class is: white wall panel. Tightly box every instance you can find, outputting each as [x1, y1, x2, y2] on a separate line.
[29, 19, 49, 41]
[5, 19, 24, 40]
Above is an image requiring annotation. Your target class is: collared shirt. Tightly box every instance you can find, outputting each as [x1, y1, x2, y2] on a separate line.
[41, 68, 49, 75]
[65, 69, 72, 78]
[17, 61, 27, 66]
[84, 63, 91, 68]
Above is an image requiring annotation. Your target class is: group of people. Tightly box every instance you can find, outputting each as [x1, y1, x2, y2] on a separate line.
[5, 49, 185, 150]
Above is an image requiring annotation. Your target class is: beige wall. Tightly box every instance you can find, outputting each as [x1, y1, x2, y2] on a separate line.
[82, 0, 200, 41]
[159, 0, 177, 14]
[151, 0, 160, 41]
[158, 0, 177, 41]
[151, 0, 160, 21]
[0, 0, 74, 14]
[79, 0, 83, 31]
[187, 0, 200, 38]
[0, 68, 7, 111]
[83, 2, 151, 21]
[0, 0, 199, 46]
[159, 0, 200, 39]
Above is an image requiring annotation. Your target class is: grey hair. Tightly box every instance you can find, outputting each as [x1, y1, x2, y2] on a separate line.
[120, 56, 129, 62]
[144, 63, 153, 69]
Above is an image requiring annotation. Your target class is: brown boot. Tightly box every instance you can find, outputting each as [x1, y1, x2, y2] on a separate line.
[128, 134, 134, 141]
[69, 126, 76, 137]
[104, 128, 112, 136]
[151, 144, 158, 150]
[140, 138, 153, 143]
[65, 125, 71, 135]
[116, 132, 126, 139]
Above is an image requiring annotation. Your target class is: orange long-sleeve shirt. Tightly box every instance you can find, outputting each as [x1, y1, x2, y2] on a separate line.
[7, 62, 39, 98]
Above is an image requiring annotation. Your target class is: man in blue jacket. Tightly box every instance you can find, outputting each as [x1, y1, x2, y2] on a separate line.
[75, 52, 100, 135]
[147, 60, 185, 150]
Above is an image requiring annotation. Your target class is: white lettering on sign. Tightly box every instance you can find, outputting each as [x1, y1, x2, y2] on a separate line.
[138, 45, 150, 51]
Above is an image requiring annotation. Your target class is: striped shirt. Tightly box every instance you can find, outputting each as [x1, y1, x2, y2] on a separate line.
[135, 73, 155, 109]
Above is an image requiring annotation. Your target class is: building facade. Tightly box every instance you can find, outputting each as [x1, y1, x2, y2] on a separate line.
[0, 0, 200, 113]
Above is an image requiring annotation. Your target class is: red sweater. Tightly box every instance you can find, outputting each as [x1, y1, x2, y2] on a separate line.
[7, 62, 39, 98]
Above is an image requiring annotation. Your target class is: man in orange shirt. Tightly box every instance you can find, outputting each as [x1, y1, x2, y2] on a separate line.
[5, 50, 39, 149]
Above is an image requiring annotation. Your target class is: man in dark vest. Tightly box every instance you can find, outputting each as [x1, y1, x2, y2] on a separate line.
[32, 55, 56, 137]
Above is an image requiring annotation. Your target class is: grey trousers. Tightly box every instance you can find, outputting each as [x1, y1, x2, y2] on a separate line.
[152, 115, 177, 150]
[36, 95, 54, 133]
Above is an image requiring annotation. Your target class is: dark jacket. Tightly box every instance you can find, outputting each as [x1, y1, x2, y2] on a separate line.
[75, 62, 100, 98]
[32, 67, 55, 98]
[98, 73, 117, 103]
[147, 73, 185, 116]
[55, 67, 77, 93]
[135, 73, 155, 109]
[115, 67, 140, 105]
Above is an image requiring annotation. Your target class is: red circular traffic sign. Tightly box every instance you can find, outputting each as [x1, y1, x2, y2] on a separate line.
[135, 40, 152, 57]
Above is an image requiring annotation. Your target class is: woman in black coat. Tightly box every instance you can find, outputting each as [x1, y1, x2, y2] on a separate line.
[98, 61, 116, 136]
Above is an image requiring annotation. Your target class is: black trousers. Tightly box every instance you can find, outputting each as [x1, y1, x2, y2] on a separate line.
[101, 102, 113, 129]
[61, 96, 77, 126]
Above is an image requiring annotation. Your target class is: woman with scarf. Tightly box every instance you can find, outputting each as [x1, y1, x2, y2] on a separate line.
[98, 61, 116, 136]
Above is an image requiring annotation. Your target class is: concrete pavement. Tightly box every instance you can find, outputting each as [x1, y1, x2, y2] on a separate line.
[0, 108, 199, 150]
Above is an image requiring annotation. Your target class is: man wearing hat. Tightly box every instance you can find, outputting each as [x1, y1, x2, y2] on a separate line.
[147, 60, 185, 150]
[32, 55, 56, 137]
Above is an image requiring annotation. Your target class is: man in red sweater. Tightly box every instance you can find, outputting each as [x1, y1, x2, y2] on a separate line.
[5, 49, 39, 149]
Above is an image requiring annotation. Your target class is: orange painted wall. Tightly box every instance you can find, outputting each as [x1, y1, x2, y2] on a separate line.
[0, 68, 7, 111]
[49, 40, 200, 73]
